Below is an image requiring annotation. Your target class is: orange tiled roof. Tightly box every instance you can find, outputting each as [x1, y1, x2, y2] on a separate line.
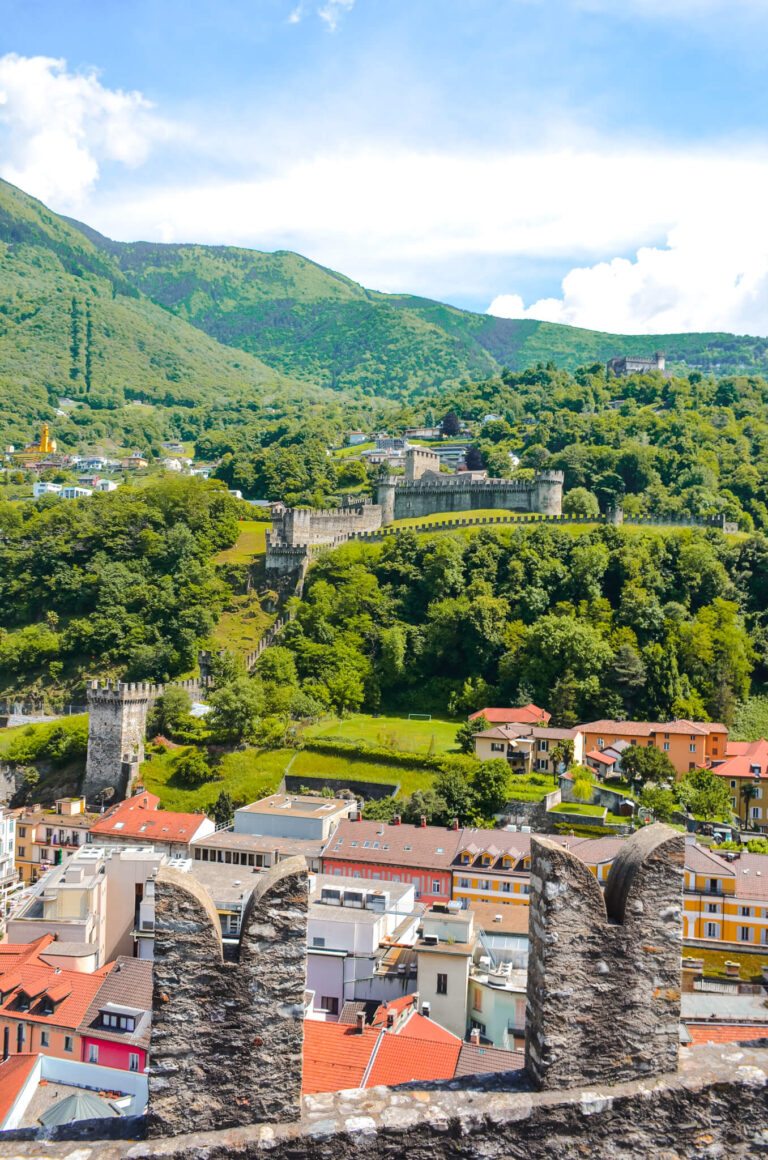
[0, 940, 108, 1032]
[302, 1022, 379, 1094]
[365, 1034, 460, 1087]
[686, 1024, 768, 1045]
[468, 705, 551, 724]
[0, 1054, 38, 1127]
[395, 1013, 460, 1044]
[711, 738, 768, 781]
[89, 792, 211, 843]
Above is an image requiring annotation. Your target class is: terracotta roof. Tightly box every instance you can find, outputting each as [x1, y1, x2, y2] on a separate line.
[454, 1043, 525, 1077]
[370, 994, 417, 1027]
[720, 852, 768, 901]
[725, 741, 751, 757]
[0, 1054, 38, 1127]
[77, 956, 152, 1050]
[585, 749, 616, 765]
[302, 1021, 378, 1093]
[578, 718, 724, 738]
[0, 936, 55, 972]
[89, 792, 211, 843]
[469, 705, 551, 724]
[686, 1024, 768, 1045]
[395, 1012, 459, 1044]
[684, 845, 737, 878]
[0, 948, 108, 1032]
[323, 820, 463, 871]
[710, 738, 768, 781]
[473, 723, 577, 742]
[365, 1034, 461, 1087]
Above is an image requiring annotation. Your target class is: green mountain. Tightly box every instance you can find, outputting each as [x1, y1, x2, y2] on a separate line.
[0, 179, 303, 447]
[4, 176, 768, 432]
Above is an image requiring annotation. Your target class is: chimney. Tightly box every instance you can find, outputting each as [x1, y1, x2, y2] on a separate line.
[421, 1001, 431, 1018]
[411, 992, 419, 1009]
[386, 1010, 395, 1029]
[420, 815, 427, 828]
[356, 1011, 366, 1034]
[451, 818, 459, 831]
[470, 1028, 481, 1046]
[393, 815, 402, 826]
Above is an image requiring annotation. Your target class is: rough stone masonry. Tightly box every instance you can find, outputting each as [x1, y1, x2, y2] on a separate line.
[149, 856, 308, 1136]
[525, 823, 684, 1089]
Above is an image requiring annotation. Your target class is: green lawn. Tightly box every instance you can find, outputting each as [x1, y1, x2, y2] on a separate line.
[211, 597, 274, 659]
[214, 519, 270, 565]
[330, 442, 375, 458]
[388, 509, 537, 530]
[550, 802, 606, 817]
[506, 774, 558, 803]
[690, 947, 768, 982]
[303, 713, 460, 754]
[141, 742, 436, 811]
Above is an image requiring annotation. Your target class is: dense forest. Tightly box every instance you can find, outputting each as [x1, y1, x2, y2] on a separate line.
[0, 477, 244, 696]
[273, 525, 768, 726]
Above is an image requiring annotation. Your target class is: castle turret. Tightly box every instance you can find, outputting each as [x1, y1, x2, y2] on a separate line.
[532, 470, 564, 515]
[84, 680, 155, 801]
[377, 477, 397, 525]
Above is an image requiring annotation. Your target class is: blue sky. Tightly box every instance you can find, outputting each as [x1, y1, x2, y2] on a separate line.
[3, 0, 768, 333]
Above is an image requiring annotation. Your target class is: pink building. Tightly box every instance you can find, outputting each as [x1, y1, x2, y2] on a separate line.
[320, 819, 463, 903]
[77, 956, 151, 1073]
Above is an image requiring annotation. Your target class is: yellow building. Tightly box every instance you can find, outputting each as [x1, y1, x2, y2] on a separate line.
[11, 423, 57, 465]
[13, 798, 96, 884]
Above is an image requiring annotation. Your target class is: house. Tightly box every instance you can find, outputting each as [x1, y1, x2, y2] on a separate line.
[77, 956, 151, 1072]
[466, 903, 529, 1049]
[32, 482, 61, 498]
[14, 798, 97, 884]
[7, 845, 164, 965]
[191, 830, 327, 875]
[0, 1052, 147, 1130]
[584, 741, 628, 778]
[87, 792, 214, 855]
[60, 486, 92, 499]
[0, 806, 17, 910]
[469, 705, 551, 726]
[120, 453, 149, 469]
[306, 875, 420, 1017]
[472, 722, 582, 773]
[606, 353, 666, 376]
[92, 479, 119, 492]
[233, 794, 353, 841]
[452, 830, 540, 907]
[577, 718, 728, 775]
[163, 458, 183, 472]
[0, 935, 109, 1062]
[346, 431, 368, 445]
[321, 819, 463, 904]
[710, 738, 768, 829]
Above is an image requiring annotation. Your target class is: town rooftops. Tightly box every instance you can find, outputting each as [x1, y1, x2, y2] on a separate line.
[323, 819, 463, 870]
[89, 792, 212, 844]
[236, 793, 352, 819]
[191, 829, 324, 859]
[467, 901, 531, 936]
[711, 738, 768, 780]
[578, 718, 727, 737]
[0, 938, 109, 1031]
[469, 705, 551, 725]
[0, 1055, 39, 1127]
[472, 723, 578, 742]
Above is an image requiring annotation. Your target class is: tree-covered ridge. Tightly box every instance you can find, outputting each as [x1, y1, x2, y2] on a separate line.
[276, 525, 768, 726]
[0, 476, 245, 697]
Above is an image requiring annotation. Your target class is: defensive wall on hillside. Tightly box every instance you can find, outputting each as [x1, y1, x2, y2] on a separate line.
[5, 822, 767, 1157]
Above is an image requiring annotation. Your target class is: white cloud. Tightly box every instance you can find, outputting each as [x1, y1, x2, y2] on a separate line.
[288, 5, 304, 23]
[318, 0, 356, 31]
[0, 54, 173, 207]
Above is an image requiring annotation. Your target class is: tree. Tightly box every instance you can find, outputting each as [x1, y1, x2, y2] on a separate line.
[741, 781, 759, 827]
[150, 687, 193, 736]
[550, 739, 575, 774]
[562, 487, 600, 517]
[455, 714, 489, 755]
[207, 677, 265, 743]
[640, 785, 677, 822]
[606, 645, 647, 714]
[620, 744, 677, 789]
[675, 768, 731, 821]
[432, 765, 475, 824]
[464, 445, 484, 471]
[571, 770, 594, 802]
[212, 791, 234, 826]
[472, 758, 510, 817]
[175, 747, 212, 787]
[442, 412, 461, 437]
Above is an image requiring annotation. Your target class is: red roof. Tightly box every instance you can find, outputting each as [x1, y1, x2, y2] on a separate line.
[89, 792, 212, 843]
[469, 705, 551, 724]
[686, 1024, 768, 1045]
[0, 1054, 38, 1128]
[0, 940, 108, 1032]
[365, 1034, 460, 1088]
[585, 749, 616, 765]
[711, 738, 768, 781]
[396, 1012, 460, 1044]
[302, 1022, 379, 1094]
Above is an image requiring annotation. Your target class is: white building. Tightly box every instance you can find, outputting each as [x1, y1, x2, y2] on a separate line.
[32, 482, 62, 498]
[233, 794, 354, 841]
[306, 874, 420, 1018]
[61, 486, 92, 499]
[92, 479, 119, 492]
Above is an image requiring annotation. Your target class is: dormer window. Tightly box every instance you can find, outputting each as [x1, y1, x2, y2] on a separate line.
[461, 853, 470, 865]
[101, 1010, 136, 1032]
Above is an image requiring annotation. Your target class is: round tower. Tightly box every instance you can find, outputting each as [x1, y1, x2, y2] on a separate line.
[532, 470, 565, 516]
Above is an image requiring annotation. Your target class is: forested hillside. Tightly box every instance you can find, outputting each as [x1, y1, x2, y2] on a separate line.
[275, 525, 767, 727]
[0, 476, 245, 697]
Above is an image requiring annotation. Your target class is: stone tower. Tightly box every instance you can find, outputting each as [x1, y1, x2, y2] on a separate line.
[525, 823, 684, 1090]
[149, 857, 308, 1136]
[532, 469, 564, 515]
[84, 680, 155, 801]
[376, 475, 397, 525]
[405, 446, 441, 482]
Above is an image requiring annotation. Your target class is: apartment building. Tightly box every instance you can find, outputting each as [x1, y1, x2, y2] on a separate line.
[578, 719, 728, 775]
[14, 798, 96, 884]
[711, 738, 768, 830]
[472, 723, 583, 773]
[321, 819, 463, 903]
[87, 791, 214, 854]
[77, 956, 151, 1072]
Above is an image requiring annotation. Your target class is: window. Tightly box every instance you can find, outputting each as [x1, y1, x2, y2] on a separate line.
[18, 847, 25, 859]
[755, 788, 763, 800]
[538, 740, 548, 752]
[480, 879, 490, 890]
[706, 903, 719, 913]
[689, 744, 696, 753]
[461, 853, 470, 865]
[522, 884, 530, 895]
[752, 807, 761, 820]
[739, 927, 752, 942]
[491, 743, 505, 753]
[312, 937, 325, 948]
[436, 973, 448, 995]
[459, 878, 470, 889]
[64, 1036, 73, 1053]
[18, 827, 25, 838]
[664, 733, 670, 740]
[663, 742, 670, 752]
[597, 738, 604, 748]
[40, 1030, 49, 1047]
[88, 1044, 99, 1063]
[707, 878, 721, 894]
[536, 759, 548, 771]
[739, 906, 752, 917]
[731, 780, 737, 789]
[501, 882, 512, 893]
[129, 1053, 140, 1072]
[432, 880, 441, 894]
[705, 922, 719, 938]
[320, 996, 339, 1015]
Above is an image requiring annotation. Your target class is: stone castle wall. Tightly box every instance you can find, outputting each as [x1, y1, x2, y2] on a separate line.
[382, 469, 564, 521]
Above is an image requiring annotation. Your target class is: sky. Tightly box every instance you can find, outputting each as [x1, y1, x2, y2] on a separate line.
[2, 0, 768, 334]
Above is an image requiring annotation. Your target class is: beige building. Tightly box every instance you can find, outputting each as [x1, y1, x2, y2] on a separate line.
[414, 907, 475, 1038]
[472, 724, 583, 774]
[14, 798, 97, 884]
[233, 794, 354, 840]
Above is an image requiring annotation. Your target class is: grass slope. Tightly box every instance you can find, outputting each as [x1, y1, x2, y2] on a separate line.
[305, 712, 460, 753]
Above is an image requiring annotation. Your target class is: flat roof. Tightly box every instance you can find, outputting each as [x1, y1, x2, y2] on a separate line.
[236, 794, 351, 818]
[192, 831, 324, 858]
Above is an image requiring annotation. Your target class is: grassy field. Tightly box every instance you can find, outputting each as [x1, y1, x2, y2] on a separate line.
[211, 597, 274, 658]
[330, 443, 375, 458]
[690, 947, 768, 981]
[141, 742, 436, 811]
[389, 509, 538, 530]
[550, 802, 606, 816]
[304, 713, 460, 754]
[506, 774, 558, 803]
[215, 519, 270, 565]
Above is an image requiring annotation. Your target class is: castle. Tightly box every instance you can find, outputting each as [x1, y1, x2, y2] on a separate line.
[266, 448, 564, 571]
[606, 352, 666, 376]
